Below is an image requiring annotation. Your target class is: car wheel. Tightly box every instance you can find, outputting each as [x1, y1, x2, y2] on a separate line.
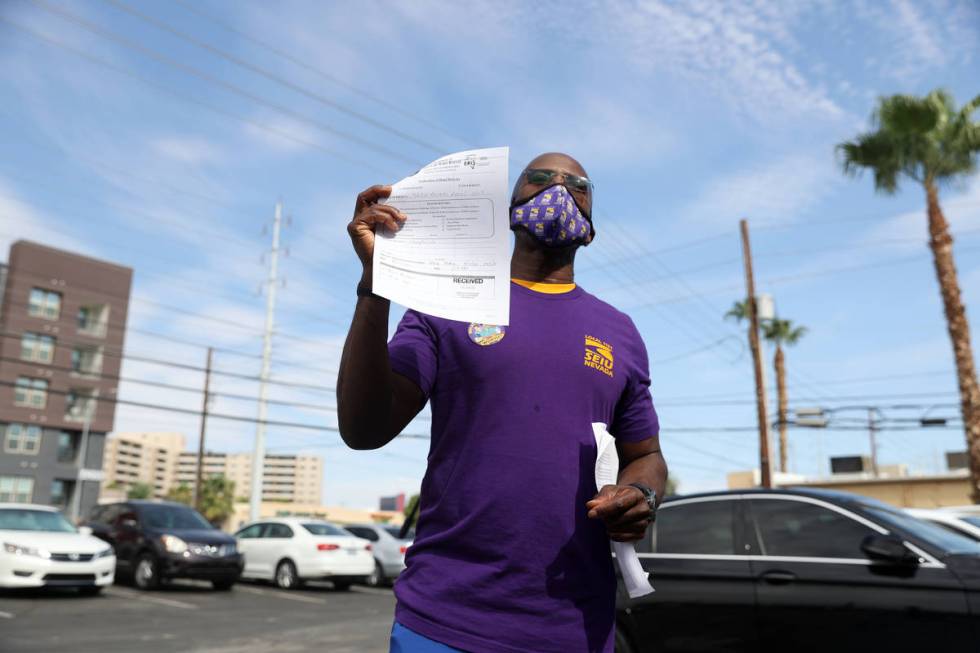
[212, 579, 235, 591]
[275, 560, 300, 590]
[133, 554, 160, 591]
[78, 586, 103, 597]
[365, 561, 385, 587]
[333, 580, 351, 591]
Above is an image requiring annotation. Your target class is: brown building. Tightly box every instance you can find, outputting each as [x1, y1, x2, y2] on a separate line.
[0, 240, 131, 520]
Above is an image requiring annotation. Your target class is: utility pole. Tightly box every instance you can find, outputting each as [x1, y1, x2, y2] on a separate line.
[194, 347, 214, 511]
[251, 201, 282, 522]
[70, 404, 94, 523]
[867, 407, 879, 477]
[739, 219, 772, 488]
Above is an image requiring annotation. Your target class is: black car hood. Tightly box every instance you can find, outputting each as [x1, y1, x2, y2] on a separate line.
[150, 528, 234, 545]
[944, 553, 980, 589]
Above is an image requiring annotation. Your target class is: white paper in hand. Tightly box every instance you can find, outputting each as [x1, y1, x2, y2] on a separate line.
[373, 147, 511, 325]
[592, 422, 655, 598]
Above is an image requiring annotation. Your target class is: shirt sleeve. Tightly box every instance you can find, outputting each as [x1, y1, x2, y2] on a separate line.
[610, 318, 660, 443]
[387, 309, 439, 399]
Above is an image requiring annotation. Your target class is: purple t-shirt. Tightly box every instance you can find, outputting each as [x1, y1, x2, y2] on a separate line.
[388, 281, 659, 653]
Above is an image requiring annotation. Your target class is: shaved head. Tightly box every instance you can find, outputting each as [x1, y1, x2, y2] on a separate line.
[511, 152, 593, 219]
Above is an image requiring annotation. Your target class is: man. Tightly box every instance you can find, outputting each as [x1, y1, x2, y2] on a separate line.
[338, 152, 667, 653]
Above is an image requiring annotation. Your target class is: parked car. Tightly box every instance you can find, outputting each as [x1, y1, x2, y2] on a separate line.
[343, 523, 412, 586]
[615, 488, 980, 653]
[83, 500, 242, 591]
[0, 503, 114, 594]
[906, 506, 980, 542]
[235, 518, 374, 590]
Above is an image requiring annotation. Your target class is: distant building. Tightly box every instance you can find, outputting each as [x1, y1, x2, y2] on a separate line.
[102, 431, 186, 498]
[101, 431, 322, 505]
[379, 493, 406, 512]
[0, 241, 132, 520]
[728, 454, 973, 508]
[227, 501, 404, 532]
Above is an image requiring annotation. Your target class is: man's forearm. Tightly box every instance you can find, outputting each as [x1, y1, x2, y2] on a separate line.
[618, 451, 668, 505]
[336, 273, 395, 448]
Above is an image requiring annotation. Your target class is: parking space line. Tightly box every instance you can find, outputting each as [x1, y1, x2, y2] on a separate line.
[105, 587, 196, 610]
[234, 584, 327, 604]
[0, 610, 13, 619]
[351, 586, 395, 597]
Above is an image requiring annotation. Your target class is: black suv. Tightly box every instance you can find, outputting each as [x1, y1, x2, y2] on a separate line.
[84, 500, 243, 591]
[615, 488, 980, 653]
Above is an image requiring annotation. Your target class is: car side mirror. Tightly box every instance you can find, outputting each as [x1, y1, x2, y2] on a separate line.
[861, 534, 918, 565]
[78, 526, 93, 536]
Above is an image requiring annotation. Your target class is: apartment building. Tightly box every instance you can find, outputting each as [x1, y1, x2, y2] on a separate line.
[102, 431, 322, 505]
[102, 432, 185, 498]
[175, 452, 323, 504]
[0, 240, 132, 519]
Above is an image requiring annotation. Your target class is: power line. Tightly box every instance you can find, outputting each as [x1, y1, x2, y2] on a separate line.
[103, 0, 450, 155]
[0, 329, 338, 393]
[0, 378, 428, 438]
[29, 0, 422, 167]
[170, 0, 468, 146]
[0, 15, 393, 175]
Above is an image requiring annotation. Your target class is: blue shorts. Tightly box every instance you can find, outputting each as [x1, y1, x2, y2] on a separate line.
[389, 622, 467, 652]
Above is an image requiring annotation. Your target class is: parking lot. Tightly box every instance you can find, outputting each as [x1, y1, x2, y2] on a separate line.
[0, 581, 396, 653]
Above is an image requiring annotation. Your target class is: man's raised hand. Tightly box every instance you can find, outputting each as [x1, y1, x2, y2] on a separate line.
[347, 184, 407, 272]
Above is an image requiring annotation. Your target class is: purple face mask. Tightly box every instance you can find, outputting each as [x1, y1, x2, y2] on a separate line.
[510, 185, 592, 248]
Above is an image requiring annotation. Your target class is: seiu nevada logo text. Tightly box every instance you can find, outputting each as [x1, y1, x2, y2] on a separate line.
[584, 335, 614, 378]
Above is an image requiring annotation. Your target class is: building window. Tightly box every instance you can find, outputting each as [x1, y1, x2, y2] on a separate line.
[20, 332, 55, 364]
[4, 423, 41, 455]
[28, 288, 61, 320]
[14, 377, 48, 409]
[77, 304, 109, 338]
[0, 476, 34, 503]
[71, 346, 103, 376]
[50, 479, 71, 508]
[66, 389, 97, 422]
[56, 431, 78, 463]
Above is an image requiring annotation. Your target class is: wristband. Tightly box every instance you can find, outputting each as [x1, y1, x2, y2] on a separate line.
[356, 283, 380, 299]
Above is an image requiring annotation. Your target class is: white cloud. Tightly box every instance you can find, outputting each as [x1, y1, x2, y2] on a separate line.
[150, 136, 224, 165]
[0, 178, 92, 255]
[677, 152, 839, 226]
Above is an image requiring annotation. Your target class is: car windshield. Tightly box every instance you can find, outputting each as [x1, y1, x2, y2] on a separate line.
[384, 525, 413, 540]
[961, 516, 980, 529]
[302, 523, 349, 536]
[0, 508, 76, 532]
[863, 505, 980, 555]
[139, 504, 212, 530]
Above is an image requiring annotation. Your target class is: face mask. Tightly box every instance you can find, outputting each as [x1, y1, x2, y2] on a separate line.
[509, 185, 593, 248]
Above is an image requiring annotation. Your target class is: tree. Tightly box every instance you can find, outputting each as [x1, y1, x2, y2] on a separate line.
[403, 493, 420, 529]
[838, 89, 980, 502]
[166, 477, 236, 526]
[165, 483, 193, 505]
[761, 319, 807, 474]
[126, 482, 153, 499]
[664, 476, 679, 497]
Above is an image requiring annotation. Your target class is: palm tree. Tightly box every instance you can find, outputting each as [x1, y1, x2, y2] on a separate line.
[761, 319, 807, 474]
[838, 89, 980, 501]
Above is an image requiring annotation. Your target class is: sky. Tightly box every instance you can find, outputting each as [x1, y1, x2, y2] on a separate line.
[0, 0, 978, 508]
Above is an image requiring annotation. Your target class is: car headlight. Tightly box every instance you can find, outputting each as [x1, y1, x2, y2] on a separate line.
[3, 542, 51, 559]
[161, 535, 188, 554]
[95, 547, 114, 559]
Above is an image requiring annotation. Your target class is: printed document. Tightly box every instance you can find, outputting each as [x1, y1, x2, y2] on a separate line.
[593, 422, 655, 598]
[373, 147, 511, 325]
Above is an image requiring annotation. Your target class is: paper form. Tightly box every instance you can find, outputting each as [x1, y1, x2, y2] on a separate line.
[593, 422, 655, 598]
[373, 147, 511, 325]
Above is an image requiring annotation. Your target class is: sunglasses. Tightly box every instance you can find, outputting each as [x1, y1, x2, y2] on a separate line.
[523, 168, 594, 194]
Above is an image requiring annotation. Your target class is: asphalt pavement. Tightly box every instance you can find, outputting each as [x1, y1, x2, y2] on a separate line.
[0, 580, 396, 653]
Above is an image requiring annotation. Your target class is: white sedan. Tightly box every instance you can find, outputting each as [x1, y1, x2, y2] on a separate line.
[907, 506, 980, 542]
[0, 503, 115, 594]
[235, 518, 374, 590]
